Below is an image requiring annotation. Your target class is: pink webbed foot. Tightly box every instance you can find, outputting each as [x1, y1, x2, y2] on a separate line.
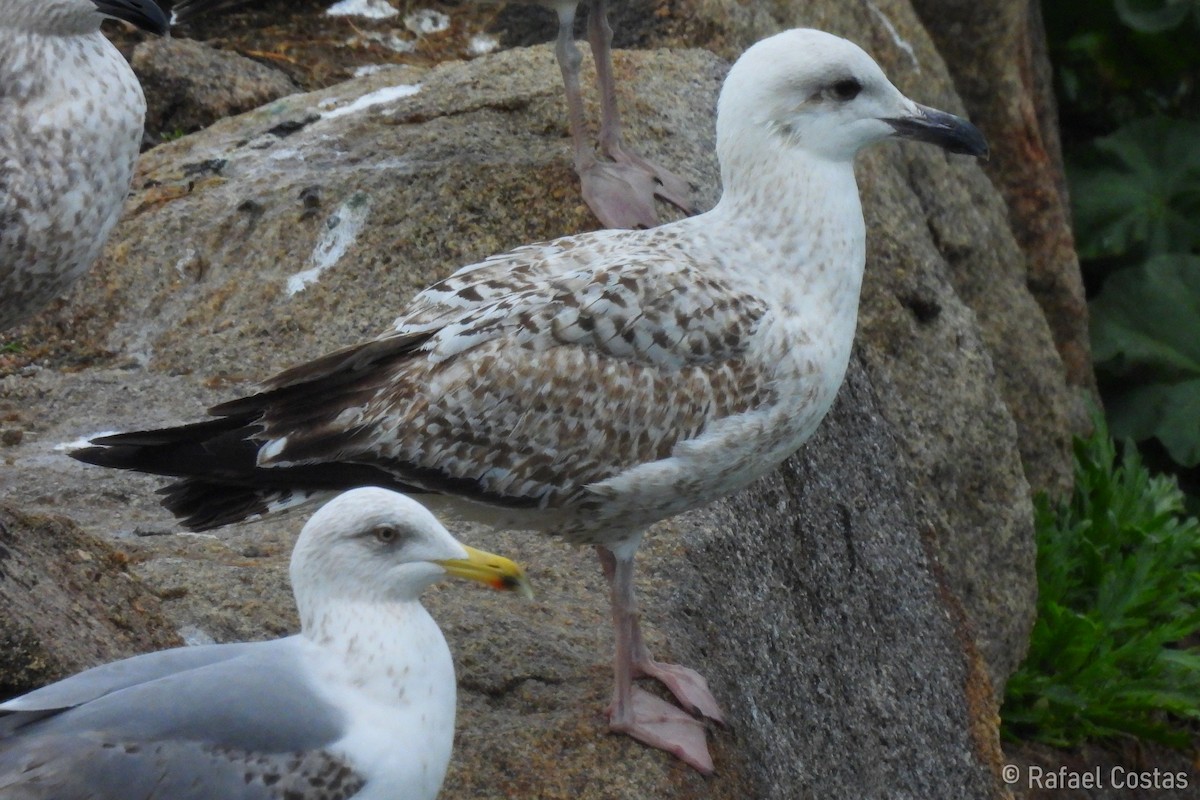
[608, 145, 695, 217]
[579, 155, 695, 230]
[634, 658, 726, 724]
[608, 687, 715, 774]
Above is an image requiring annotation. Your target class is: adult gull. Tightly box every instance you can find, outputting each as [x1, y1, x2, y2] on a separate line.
[73, 28, 988, 772]
[0, 487, 532, 800]
[0, 0, 169, 332]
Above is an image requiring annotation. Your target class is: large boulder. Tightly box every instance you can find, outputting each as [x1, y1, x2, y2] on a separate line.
[0, 4, 1084, 793]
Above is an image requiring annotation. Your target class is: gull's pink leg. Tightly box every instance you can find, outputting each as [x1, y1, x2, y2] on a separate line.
[550, 2, 651, 230]
[598, 545, 717, 774]
[551, 3, 592, 177]
[585, 0, 695, 219]
[597, 547, 726, 722]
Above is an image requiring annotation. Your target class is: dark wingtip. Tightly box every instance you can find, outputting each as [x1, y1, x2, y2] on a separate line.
[92, 0, 170, 35]
[68, 445, 110, 467]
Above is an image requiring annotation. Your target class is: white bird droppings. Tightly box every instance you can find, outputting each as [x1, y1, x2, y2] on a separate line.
[404, 9, 450, 36]
[867, 2, 921, 72]
[326, 0, 398, 19]
[468, 33, 499, 56]
[287, 193, 372, 296]
[320, 84, 421, 120]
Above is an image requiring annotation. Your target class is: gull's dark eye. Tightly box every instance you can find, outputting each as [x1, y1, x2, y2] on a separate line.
[831, 78, 862, 101]
[373, 525, 400, 545]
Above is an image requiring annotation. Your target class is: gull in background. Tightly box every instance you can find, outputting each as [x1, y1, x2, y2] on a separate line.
[0, 0, 169, 331]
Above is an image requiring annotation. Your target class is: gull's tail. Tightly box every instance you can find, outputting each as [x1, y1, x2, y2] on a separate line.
[73, 421, 419, 531]
[71, 333, 436, 531]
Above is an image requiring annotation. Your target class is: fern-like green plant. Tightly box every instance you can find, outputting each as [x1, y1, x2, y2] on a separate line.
[1002, 417, 1200, 747]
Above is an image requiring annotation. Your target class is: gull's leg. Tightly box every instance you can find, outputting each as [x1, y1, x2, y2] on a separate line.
[584, 0, 695, 222]
[551, 2, 650, 230]
[597, 546, 726, 723]
[598, 545, 716, 774]
[552, 3, 594, 181]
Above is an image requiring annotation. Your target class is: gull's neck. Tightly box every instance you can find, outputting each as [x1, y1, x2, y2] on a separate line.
[696, 130, 867, 317]
[302, 597, 456, 800]
[0, 3, 103, 36]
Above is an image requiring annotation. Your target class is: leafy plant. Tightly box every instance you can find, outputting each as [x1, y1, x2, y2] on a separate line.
[1115, 0, 1200, 33]
[1043, 1, 1200, 137]
[1091, 255, 1200, 467]
[1069, 118, 1200, 262]
[1002, 419, 1200, 746]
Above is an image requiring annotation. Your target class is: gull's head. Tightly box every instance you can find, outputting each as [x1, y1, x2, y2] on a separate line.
[291, 488, 532, 615]
[0, 0, 169, 35]
[717, 29, 987, 165]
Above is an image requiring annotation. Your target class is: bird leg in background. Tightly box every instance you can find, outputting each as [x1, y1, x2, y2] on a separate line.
[598, 545, 718, 773]
[585, 0, 694, 221]
[551, 1, 691, 229]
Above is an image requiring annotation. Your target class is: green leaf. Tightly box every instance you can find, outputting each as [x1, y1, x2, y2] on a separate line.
[1114, 0, 1197, 32]
[1091, 254, 1200, 466]
[1069, 118, 1200, 259]
[1107, 381, 1200, 466]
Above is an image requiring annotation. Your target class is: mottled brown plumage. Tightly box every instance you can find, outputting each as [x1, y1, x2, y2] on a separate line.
[0, 0, 167, 331]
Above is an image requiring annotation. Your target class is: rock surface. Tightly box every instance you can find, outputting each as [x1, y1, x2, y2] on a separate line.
[0, 504, 181, 699]
[0, 6, 1086, 795]
[132, 37, 297, 144]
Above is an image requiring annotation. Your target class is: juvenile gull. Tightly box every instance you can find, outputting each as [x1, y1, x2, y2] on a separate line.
[74, 29, 988, 771]
[0, 487, 532, 800]
[0, 0, 169, 332]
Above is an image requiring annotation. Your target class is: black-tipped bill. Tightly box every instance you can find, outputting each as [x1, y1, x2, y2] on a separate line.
[93, 0, 170, 35]
[885, 103, 989, 159]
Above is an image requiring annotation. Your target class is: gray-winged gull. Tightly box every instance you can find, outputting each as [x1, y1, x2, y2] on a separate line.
[73, 28, 988, 771]
[0, 0, 169, 332]
[0, 487, 532, 799]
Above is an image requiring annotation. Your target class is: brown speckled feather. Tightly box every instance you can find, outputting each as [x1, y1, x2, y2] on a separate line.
[250, 245, 773, 513]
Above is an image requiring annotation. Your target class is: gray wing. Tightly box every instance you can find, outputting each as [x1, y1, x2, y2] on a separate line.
[0, 639, 361, 800]
[0, 641, 262, 723]
[0, 735, 364, 800]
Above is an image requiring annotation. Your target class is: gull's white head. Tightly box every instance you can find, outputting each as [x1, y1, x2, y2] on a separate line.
[0, 0, 169, 35]
[290, 487, 532, 620]
[717, 29, 987, 166]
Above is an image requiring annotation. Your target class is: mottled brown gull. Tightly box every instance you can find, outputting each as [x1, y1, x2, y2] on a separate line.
[0, 0, 169, 332]
[73, 28, 988, 771]
[0, 488, 532, 800]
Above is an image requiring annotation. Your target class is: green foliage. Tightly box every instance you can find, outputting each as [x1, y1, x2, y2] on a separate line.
[1051, 0, 1200, 478]
[1091, 255, 1200, 466]
[1043, 0, 1200, 134]
[1069, 119, 1200, 261]
[1115, 0, 1200, 33]
[1002, 421, 1200, 746]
